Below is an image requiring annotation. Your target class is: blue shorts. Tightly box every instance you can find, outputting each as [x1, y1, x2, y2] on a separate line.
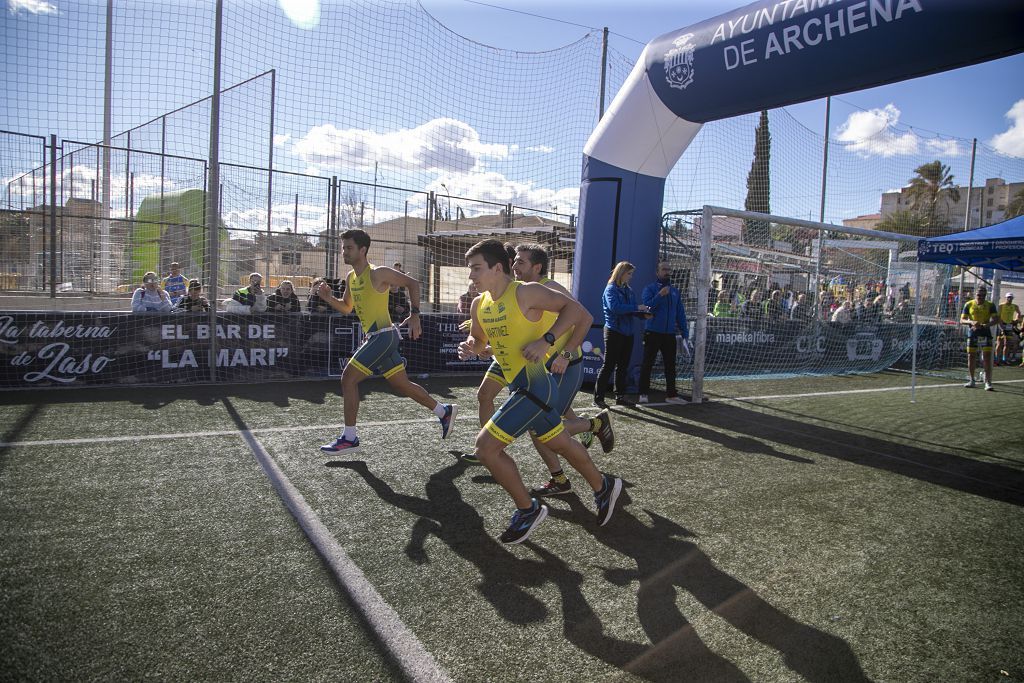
[484, 359, 506, 387]
[348, 327, 406, 378]
[485, 373, 564, 446]
[546, 355, 583, 417]
[966, 327, 993, 351]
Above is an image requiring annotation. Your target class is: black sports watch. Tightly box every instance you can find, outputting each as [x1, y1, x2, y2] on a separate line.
[410, 307, 421, 315]
[543, 332, 557, 345]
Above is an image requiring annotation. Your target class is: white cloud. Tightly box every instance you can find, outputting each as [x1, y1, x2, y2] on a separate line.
[273, 133, 291, 148]
[426, 173, 579, 217]
[291, 118, 515, 174]
[989, 99, 1024, 158]
[835, 104, 960, 158]
[8, 0, 57, 14]
[526, 145, 554, 154]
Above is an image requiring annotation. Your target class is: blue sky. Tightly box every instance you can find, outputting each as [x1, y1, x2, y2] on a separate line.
[3, 0, 1023, 232]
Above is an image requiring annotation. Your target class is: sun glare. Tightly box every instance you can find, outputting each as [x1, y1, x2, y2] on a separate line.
[278, 0, 320, 29]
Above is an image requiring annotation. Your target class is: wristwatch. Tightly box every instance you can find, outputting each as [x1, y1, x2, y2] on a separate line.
[560, 350, 573, 360]
[543, 332, 557, 345]
[410, 307, 421, 315]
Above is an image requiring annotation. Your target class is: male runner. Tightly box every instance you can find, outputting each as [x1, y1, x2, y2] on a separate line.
[960, 286, 999, 391]
[462, 245, 613, 477]
[317, 229, 456, 453]
[995, 292, 1021, 365]
[458, 239, 622, 544]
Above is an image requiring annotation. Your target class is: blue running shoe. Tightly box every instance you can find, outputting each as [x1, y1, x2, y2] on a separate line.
[499, 499, 549, 544]
[594, 474, 623, 527]
[320, 435, 360, 454]
[439, 403, 458, 439]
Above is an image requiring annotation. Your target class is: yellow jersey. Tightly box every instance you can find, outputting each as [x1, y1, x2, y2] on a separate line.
[347, 265, 392, 333]
[998, 302, 1020, 324]
[962, 300, 997, 325]
[478, 281, 547, 385]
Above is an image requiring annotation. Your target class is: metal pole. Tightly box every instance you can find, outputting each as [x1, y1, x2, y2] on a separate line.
[598, 27, 608, 120]
[265, 69, 276, 287]
[692, 205, 714, 403]
[205, 0, 224, 382]
[49, 135, 57, 298]
[99, 0, 113, 293]
[910, 258, 922, 403]
[812, 97, 831, 314]
[957, 138, 977, 312]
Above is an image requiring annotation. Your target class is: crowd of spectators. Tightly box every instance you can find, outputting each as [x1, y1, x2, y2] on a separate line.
[706, 283, 920, 325]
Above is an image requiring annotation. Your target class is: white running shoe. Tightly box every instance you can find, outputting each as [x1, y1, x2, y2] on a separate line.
[963, 380, 976, 388]
[665, 396, 687, 404]
[985, 383, 994, 391]
[637, 394, 649, 404]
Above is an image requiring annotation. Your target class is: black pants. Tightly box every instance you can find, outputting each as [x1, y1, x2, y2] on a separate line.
[639, 331, 677, 396]
[595, 328, 634, 400]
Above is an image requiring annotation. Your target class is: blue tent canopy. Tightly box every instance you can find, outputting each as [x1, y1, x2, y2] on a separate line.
[917, 214, 1024, 272]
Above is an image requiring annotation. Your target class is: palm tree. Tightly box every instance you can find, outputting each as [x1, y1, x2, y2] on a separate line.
[904, 160, 961, 236]
[1006, 188, 1024, 219]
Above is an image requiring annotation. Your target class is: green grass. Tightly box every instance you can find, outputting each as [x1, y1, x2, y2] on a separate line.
[2, 370, 1023, 682]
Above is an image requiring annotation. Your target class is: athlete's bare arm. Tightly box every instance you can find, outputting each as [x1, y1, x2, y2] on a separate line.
[371, 266, 423, 339]
[317, 281, 354, 314]
[458, 296, 489, 359]
[518, 283, 592, 362]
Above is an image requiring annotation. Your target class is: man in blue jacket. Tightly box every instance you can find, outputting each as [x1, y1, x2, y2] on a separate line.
[638, 262, 688, 404]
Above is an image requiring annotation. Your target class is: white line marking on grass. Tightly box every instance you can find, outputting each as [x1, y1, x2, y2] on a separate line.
[721, 378, 1024, 403]
[237, 427, 453, 683]
[0, 418, 434, 448]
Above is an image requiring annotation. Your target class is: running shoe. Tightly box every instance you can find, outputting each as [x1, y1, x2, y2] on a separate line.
[594, 474, 623, 527]
[637, 394, 649, 404]
[579, 429, 594, 449]
[530, 477, 572, 497]
[461, 451, 480, 464]
[593, 409, 615, 453]
[963, 380, 976, 388]
[499, 500, 549, 544]
[985, 382, 994, 391]
[665, 396, 687, 405]
[439, 404, 458, 439]
[320, 435, 360, 454]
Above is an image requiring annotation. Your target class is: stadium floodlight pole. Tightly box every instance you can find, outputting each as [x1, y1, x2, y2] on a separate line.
[957, 138, 977, 310]
[691, 205, 714, 404]
[205, 0, 224, 382]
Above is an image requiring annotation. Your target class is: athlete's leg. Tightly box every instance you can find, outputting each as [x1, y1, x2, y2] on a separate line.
[383, 367, 439, 410]
[475, 429, 531, 509]
[477, 375, 503, 427]
[966, 344, 977, 382]
[529, 431, 563, 475]
[542, 430, 604, 491]
[341, 362, 371, 426]
[982, 347, 994, 384]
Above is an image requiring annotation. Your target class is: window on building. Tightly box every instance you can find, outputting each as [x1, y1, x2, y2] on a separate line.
[281, 252, 301, 266]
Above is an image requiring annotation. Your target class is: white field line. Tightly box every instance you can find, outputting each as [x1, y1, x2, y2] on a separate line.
[0, 418, 435, 448]
[720, 378, 1024, 403]
[236, 427, 452, 683]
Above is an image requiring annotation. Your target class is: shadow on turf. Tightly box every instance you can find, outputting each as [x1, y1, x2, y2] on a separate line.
[539, 490, 873, 683]
[627, 402, 1024, 507]
[0, 403, 43, 474]
[330, 456, 872, 682]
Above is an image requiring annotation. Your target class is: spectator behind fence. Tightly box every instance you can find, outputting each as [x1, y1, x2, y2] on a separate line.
[713, 290, 736, 317]
[173, 279, 210, 312]
[223, 272, 267, 314]
[762, 289, 785, 323]
[388, 263, 411, 322]
[267, 280, 302, 313]
[161, 262, 189, 305]
[740, 289, 763, 322]
[132, 271, 173, 313]
[892, 297, 913, 323]
[831, 299, 853, 323]
[789, 293, 813, 322]
[458, 281, 480, 315]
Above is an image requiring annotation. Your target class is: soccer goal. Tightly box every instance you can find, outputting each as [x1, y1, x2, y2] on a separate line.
[651, 206, 965, 402]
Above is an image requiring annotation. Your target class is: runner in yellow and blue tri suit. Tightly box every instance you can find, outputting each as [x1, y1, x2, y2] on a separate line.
[960, 286, 999, 391]
[458, 239, 623, 545]
[317, 229, 457, 454]
[462, 244, 613, 473]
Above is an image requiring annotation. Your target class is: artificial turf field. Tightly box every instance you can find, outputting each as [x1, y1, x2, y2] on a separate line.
[1, 368, 1022, 682]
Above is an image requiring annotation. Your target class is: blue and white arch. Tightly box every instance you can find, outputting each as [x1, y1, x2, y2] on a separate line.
[573, 0, 1024, 383]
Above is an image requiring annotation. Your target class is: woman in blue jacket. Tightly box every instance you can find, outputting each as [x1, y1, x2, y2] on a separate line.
[594, 261, 649, 407]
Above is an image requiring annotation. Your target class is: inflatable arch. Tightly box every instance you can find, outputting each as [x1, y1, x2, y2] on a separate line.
[573, 0, 1024, 380]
